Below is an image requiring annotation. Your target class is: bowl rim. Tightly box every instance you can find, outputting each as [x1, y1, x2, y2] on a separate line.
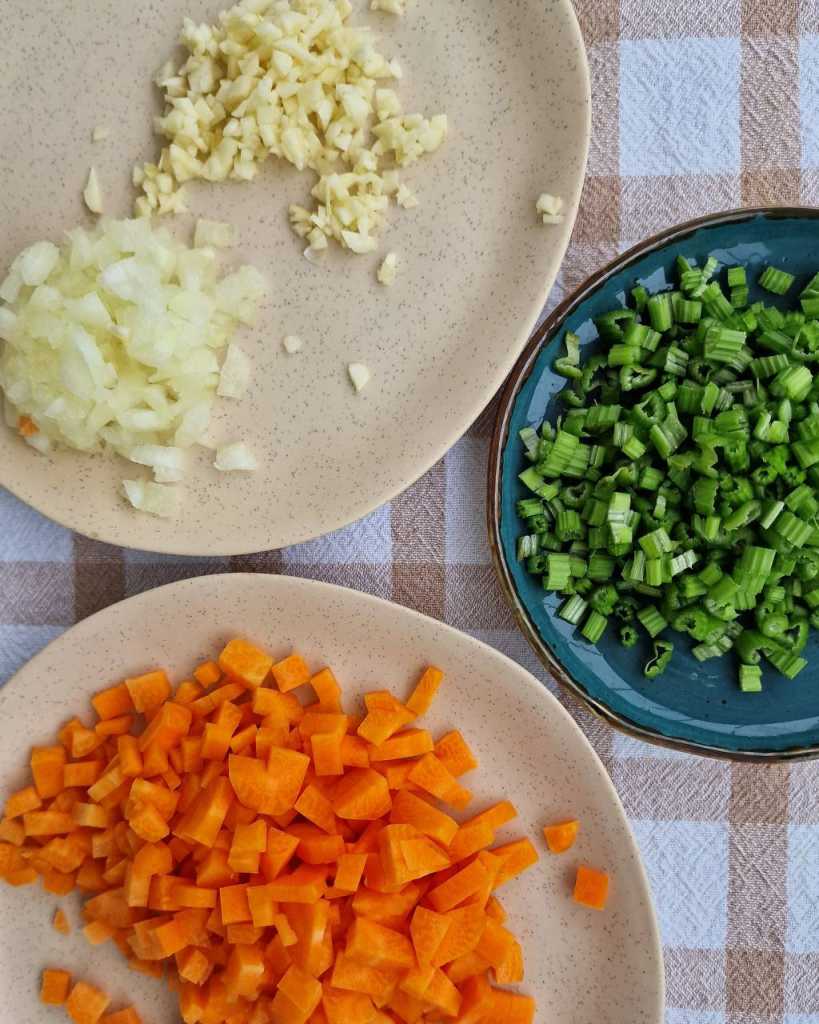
[487, 204, 819, 764]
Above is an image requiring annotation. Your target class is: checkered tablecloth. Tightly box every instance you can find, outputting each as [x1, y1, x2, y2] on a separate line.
[3, 2, 819, 1021]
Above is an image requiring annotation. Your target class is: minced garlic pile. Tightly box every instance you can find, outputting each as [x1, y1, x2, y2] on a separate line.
[135, 0, 446, 258]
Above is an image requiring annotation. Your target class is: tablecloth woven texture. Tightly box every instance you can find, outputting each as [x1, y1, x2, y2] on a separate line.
[3, 2, 819, 1021]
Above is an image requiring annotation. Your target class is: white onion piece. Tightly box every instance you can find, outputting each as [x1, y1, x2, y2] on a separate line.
[348, 363, 371, 392]
[214, 442, 258, 472]
[194, 219, 236, 249]
[217, 344, 251, 399]
[122, 479, 180, 518]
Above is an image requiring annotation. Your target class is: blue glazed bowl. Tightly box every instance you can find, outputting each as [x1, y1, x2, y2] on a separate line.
[488, 208, 819, 761]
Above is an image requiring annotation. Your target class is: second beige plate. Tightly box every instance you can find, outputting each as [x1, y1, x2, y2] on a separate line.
[0, 0, 589, 554]
[0, 574, 662, 1023]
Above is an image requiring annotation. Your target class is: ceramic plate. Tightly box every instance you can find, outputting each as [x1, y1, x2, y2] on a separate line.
[0, 0, 589, 555]
[0, 573, 662, 1024]
[489, 207, 819, 760]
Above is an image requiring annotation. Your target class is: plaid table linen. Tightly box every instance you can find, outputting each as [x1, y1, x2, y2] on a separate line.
[3, 1, 819, 1021]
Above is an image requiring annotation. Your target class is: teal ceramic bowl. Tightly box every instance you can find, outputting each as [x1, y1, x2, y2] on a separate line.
[488, 208, 819, 761]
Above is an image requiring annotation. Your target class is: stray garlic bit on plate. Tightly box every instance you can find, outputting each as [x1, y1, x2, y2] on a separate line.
[536, 193, 564, 225]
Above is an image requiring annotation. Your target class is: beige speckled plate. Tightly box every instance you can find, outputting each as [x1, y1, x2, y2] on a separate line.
[0, 0, 589, 555]
[0, 574, 662, 1024]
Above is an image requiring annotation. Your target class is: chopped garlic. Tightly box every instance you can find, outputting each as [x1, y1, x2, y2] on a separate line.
[377, 253, 398, 286]
[122, 479, 180, 518]
[214, 442, 258, 472]
[283, 335, 303, 354]
[536, 193, 564, 225]
[194, 219, 236, 249]
[217, 343, 251, 399]
[371, 0, 405, 14]
[83, 167, 103, 214]
[92, 126, 109, 142]
[136, 0, 446, 257]
[396, 184, 418, 209]
[348, 363, 372, 392]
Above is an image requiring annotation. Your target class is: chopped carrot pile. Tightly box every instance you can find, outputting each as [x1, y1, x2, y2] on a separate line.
[3, 640, 540, 1024]
[542, 819, 579, 855]
[573, 865, 610, 911]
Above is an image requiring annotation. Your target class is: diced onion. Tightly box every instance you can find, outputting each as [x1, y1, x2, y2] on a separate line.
[214, 442, 258, 472]
[283, 335, 303, 354]
[0, 218, 266, 512]
[194, 219, 236, 249]
[348, 363, 372, 392]
[84, 168, 104, 214]
[217, 343, 251, 399]
[377, 252, 397, 286]
[122, 479, 180, 518]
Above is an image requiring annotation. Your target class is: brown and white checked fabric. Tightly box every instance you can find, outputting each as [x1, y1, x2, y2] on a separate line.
[3, 2, 819, 1021]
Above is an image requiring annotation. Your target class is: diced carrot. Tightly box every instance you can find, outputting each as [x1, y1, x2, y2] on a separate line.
[485, 988, 535, 1024]
[368, 729, 434, 763]
[322, 986, 376, 1024]
[311, 732, 344, 777]
[24, 811, 76, 837]
[430, 904, 488, 967]
[334, 853, 367, 893]
[174, 680, 203, 705]
[31, 746, 66, 799]
[278, 964, 323, 1017]
[390, 790, 458, 847]
[543, 819, 579, 854]
[346, 916, 415, 971]
[357, 706, 415, 747]
[41, 968, 72, 1005]
[310, 668, 342, 712]
[271, 654, 311, 693]
[219, 639, 273, 689]
[495, 937, 524, 984]
[194, 660, 222, 687]
[125, 670, 171, 713]
[18, 414, 38, 436]
[340, 735, 369, 768]
[492, 838, 540, 888]
[410, 906, 451, 965]
[453, 973, 492, 1024]
[406, 754, 472, 809]
[295, 785, 337, 835]
[406, 666, 443, 717]
[5, 785, 42, 819]
[83, 919, 116, 945]
[53, 907, 71, 934]
[100, 1009, 142, 1024]
[333, 769, 391, 820]
[92, 683, 134, 721]
[66, 980, 111, 1024]
[64, 762, 105, 789]
[573, 864, 610, 910]
[467, 800, 517, 832]
[434, 730, 478, 777]
[427, 858, 490, 913]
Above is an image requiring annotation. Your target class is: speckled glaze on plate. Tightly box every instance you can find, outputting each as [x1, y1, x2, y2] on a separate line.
[0, 0, 589, 556]
[0, 574, 662, 1024]
[489, 207, 819, 761]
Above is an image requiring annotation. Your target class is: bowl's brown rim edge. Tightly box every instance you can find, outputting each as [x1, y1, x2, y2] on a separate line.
[487, 204, 819, 764]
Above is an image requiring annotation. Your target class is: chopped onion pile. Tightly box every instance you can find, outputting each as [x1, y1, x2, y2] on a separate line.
[0, 218, 266, 516]
[137, 0, 446, 257]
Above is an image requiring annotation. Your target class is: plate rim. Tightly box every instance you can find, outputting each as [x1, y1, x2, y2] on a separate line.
[0, 570, 664, 1021]
[0, 0, 591, 558]
[487, 205, 819, 764]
